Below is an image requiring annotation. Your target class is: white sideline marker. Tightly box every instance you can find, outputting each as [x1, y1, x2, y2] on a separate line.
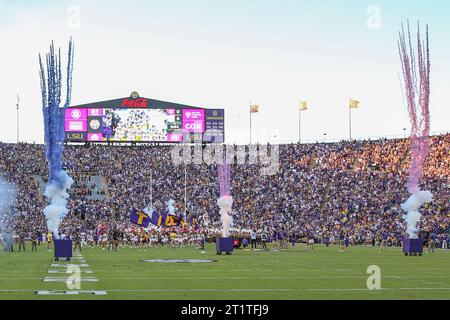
[43, 277, 98, 282]
[51, 264, 89, 267]
[35, 290, 107, 295]
[48, 270, 93, 274]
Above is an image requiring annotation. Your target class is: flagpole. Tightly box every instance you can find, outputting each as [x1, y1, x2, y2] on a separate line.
[349, 101, 352, 141]
[298, 105, 301, 144]
[16, 94, 20, 143]
[249, 102, 252, 145]
[184, 166, 187, 219]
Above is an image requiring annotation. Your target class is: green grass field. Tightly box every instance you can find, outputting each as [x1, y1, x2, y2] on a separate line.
[1, 243, 450, 300]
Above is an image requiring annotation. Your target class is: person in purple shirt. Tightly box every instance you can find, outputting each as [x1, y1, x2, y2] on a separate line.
[290, 232, 297, 247]
[340, 235, 349, 252]
[323, 235, 330, 247]
[242, 237, 249, 249]
[272, 230, 278, 249]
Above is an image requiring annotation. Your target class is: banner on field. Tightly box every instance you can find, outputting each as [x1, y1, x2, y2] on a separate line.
[151, 211, 164, 227]
[130, 210, 150, 227]
[164, 214, 184, 227]
[149, 211, 186, 227]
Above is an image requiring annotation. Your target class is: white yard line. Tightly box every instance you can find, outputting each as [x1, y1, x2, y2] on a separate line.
[43, 277, 98, 282]
[2, 275, 450, 281]
[48, 270, 94, 274]
[2, 287, 450, 294]
[50, 264, 90, 267]
[57, 275, 450, 280]
[101, 287, 450, 292]
[35, 290, 107, 295]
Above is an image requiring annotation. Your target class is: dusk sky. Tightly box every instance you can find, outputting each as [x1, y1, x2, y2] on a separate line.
[1, 0, 449, 144]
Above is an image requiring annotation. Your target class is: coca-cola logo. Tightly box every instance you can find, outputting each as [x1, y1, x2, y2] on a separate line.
[122, 98, 148, 108]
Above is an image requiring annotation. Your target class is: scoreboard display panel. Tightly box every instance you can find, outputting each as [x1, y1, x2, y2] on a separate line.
[64, 96, 225, 143]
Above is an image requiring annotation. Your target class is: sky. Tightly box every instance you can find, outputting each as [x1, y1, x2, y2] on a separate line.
[0, 0, 449, 144]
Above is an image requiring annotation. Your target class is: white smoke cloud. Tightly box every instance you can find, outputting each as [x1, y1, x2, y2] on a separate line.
[0, 178, 17, 246]
[401, 190, 433, 238]
[43, 171, 73, 237]
[217, 196, 233, 238]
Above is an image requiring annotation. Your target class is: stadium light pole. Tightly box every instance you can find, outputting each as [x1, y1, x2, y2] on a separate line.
[150, 169, 153, 210]
[184, 166, 187, 219]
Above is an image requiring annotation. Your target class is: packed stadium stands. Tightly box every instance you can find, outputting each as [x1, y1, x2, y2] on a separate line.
[0, 134, 448, 244]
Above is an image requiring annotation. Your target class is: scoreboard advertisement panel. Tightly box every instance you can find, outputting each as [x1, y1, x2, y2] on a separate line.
[204, 109, 225, 143]
[64, 95, 225, 143]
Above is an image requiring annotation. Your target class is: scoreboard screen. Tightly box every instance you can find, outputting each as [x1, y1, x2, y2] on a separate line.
[64, 96, 224, 143]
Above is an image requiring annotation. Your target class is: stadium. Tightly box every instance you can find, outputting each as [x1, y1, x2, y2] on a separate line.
[0, 1, 450, 309]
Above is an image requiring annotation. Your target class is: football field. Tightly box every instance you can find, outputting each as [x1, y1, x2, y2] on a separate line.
[1, 244, 450, 300]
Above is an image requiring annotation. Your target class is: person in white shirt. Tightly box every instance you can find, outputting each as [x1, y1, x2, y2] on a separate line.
[308, 237, 314, 250]
[250, 230, 257, 249]
[87, 234, 94, 248]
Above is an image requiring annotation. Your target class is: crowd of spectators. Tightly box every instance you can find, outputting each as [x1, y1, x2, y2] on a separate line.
[0, 134, 448, 245]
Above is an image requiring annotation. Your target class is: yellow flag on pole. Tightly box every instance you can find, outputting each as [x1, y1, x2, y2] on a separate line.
[349, 99, 360, 109]
[300, 101, 308, 111]
[250, 104, 259, 113]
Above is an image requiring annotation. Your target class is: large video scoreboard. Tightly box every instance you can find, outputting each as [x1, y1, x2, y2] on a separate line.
[65, 93, 225, 143]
